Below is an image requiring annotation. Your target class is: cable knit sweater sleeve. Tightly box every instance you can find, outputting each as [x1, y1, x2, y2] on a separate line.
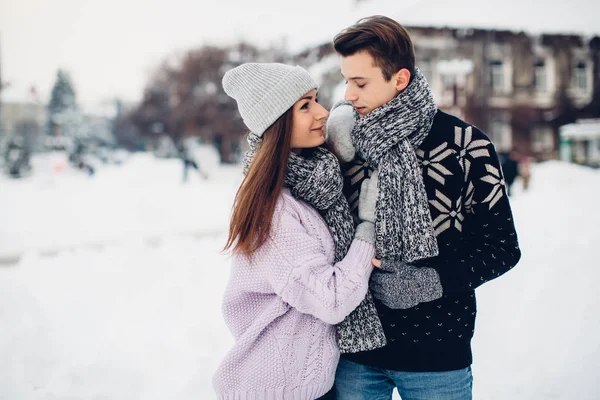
[265, 198, 375, 325]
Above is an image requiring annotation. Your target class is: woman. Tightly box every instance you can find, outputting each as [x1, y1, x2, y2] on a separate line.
[212, 63, 379, 399]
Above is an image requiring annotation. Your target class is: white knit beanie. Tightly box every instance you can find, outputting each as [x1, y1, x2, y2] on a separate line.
[222, 63, 318, 137]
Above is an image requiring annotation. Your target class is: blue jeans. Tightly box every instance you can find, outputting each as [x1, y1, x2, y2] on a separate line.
[335, 359, 472, 400]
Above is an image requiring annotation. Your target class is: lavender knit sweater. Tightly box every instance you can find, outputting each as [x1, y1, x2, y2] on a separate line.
[213, 188, 375, 400]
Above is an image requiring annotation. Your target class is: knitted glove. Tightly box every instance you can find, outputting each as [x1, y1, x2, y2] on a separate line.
[326, 101, 356, 162]
[354, 170, 378, 244]
[354, 222, 375, 244]
[358, 170, 378, 224]
[370, 261, 443, 309]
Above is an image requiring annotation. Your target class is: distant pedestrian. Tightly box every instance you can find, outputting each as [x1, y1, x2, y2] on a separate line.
[520, 155, 532, 191]
[501, 151, 520, 196]
[178, 138, 208, 182]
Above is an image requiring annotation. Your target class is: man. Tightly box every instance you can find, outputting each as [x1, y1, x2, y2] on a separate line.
[500, 150, 520, 196]
[178, 137, 208, 182]
[326, 15, 521, 399]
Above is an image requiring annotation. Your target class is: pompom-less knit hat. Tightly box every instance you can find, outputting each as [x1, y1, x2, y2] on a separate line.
[222, 63, 318, 137]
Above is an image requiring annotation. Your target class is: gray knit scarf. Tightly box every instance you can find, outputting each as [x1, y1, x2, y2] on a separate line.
[337, 68, 440, 354]
[243, 134, 355, 263]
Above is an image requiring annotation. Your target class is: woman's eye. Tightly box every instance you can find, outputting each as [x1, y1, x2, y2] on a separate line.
[301, 102, 309, 110]
[357, 84, 366, 89]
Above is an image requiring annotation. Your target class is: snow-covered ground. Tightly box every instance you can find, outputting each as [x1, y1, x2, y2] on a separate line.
[1, 153, 599, 399]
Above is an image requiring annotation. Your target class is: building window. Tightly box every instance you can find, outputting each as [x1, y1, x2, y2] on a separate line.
[534, 60, 547, 92]
[574, 62, 588, 90]
[489, 114, 512, 151]
[490, 60, 505, 92]
[532, 126, 554, 153]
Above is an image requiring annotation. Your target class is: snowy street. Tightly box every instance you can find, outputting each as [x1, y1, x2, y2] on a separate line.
[1, 154, 599, 399]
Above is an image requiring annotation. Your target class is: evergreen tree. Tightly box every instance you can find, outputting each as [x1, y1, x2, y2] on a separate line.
[46, 69, 85, 138]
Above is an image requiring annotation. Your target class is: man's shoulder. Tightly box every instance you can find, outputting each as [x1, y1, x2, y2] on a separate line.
[431, 110, 492, 145]
[432, 109, 479, 132]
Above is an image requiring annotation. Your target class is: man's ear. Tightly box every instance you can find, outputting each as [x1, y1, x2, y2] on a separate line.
[394, 68, 411, 92]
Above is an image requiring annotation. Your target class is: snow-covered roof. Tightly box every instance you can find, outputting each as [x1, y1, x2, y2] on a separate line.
[289, 0, 600, 52]
[0, 83, 42, 105]
[560, 119, 600, 140]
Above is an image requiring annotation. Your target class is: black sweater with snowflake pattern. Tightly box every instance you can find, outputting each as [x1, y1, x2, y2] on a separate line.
[341, 110, 521, 372]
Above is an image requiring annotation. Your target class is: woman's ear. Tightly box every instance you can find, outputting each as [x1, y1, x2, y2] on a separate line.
[394, 69, 411, 92]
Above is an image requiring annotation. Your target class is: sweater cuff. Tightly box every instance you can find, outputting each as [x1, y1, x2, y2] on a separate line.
[347, 238, 376, 273]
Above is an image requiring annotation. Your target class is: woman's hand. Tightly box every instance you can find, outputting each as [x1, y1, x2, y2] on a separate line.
[325, 101, 356, 162]
[354, 170, 379, 244]
[358, 170, 378, 224]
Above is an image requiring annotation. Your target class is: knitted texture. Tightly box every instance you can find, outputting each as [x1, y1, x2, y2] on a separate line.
[370, 261, 443, 309]
[352, 67, 439, 262]
[213, 189, 375, 399]
[222, 63, 317, 136]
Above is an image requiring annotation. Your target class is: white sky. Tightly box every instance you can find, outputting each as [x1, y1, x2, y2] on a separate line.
[1, 0, 599, 107]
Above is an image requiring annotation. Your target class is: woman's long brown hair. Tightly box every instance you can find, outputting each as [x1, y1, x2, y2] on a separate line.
[224, 108, 294, 256]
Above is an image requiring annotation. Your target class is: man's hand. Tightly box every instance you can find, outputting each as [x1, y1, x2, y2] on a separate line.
[370, 261, 443, 309]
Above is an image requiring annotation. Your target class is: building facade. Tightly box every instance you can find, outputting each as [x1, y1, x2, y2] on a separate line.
[297, 27, 600, 161]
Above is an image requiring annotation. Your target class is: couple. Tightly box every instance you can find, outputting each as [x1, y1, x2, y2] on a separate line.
[213, 15, 521, 400]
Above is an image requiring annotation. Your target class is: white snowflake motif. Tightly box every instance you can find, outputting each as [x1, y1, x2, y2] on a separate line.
[417, 143, 456, 185]
[464, 181, 476, 215]
[455, 126, 491, 181]
[429, 190, 465, 235]
[480, 164, 506, 209]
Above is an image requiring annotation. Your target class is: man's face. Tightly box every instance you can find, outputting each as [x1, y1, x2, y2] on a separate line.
[340, 50, 402, 117]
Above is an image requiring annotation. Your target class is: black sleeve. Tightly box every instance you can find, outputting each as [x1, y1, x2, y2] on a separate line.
[425, 131, 521, 294]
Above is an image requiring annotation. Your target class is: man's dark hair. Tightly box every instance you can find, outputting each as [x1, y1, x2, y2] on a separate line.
[333, 15, 415, 81]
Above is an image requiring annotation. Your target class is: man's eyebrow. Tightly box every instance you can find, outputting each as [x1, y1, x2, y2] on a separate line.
[340, 74, 367, 81]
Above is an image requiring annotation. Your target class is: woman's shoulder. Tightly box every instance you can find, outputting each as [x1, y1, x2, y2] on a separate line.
[276, 188, 307, 217]
[273, 189, 323, 233]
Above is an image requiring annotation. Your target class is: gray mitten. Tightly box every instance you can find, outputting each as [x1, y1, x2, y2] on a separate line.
[326, 101, 356, 162]
[354, 170, 379, 244]
[370, 261, 443, 309]
[354, 221, 375, 244]
[358, 170, 378, 224]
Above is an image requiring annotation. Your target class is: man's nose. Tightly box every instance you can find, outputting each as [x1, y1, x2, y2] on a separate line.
[344, 86, 358, 102]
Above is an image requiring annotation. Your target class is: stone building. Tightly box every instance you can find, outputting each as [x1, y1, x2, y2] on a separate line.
[296, 27, 600, 161]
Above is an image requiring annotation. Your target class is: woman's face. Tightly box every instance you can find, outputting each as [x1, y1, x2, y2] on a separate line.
[290, 89, 329, 152]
